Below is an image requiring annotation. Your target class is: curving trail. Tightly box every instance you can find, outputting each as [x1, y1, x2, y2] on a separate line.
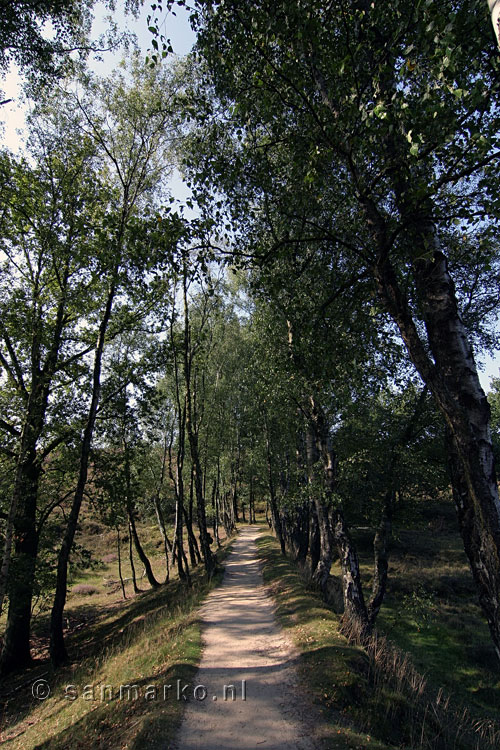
[172, 525, 319, 750]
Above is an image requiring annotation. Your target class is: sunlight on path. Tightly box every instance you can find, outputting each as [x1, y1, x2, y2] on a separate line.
[172, 526, 319, 750]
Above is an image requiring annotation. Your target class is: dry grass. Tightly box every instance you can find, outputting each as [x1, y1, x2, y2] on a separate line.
[70, 585, 100, 597]
[0, 526, 235, 750]
[256, 517, 500, 750]
[340, 614, 500, 750]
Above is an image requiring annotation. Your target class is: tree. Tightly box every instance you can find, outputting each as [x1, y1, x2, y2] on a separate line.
[93, 336, 163, 591]
[0, 0, 140, 99]
[180, 260, 217, 578]
[0, 132, 109, 674]
[49, 57, 182, 667]
[177, 0, 500, 659]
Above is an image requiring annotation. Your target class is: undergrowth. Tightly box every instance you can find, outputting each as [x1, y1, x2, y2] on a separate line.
[0, 539, 233, 750]
[256, 530, 500, 750]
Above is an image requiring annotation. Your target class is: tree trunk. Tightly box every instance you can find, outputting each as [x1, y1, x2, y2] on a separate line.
[289, 434, 309, 562]
[374, 247, 500, 661]
[212, 478, 221, 546]
[231, 439, 241, 524]
[264, 413, 286, 554]
[152, 494, 172, 583]
[49, 281, 115, 667]
[249, 475, 255, 524]
[415, 250, 500, 661]
[306, 416, 335, 590]
[367, 490, 393, 627]
[127, 502, 160, 589]
[116, 526, 127, 600]
[309, 396, 368, 627]
[128, 521, 140, 594]
[174, 473, 191, 585]
[309, 502, 320, 575]
[183, 503, 202, 567]
[333, 508, 369, 630]
[290, 501, 310, 564]
[185, 466, 199, 567]
[182, 290, 216, 577]
[0, 259, 71, 675]
[0, 447, 41, 673]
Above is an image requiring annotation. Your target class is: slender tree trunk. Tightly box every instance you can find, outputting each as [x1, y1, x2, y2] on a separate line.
[174, 469, 191, 585]
[266, 499, 272, 528]
[0, 444, 41, 673]
[415, 249, 500, 661]
[333, 508, 369, 630]
[249, 475, 255, 524]
[231, 439, 241, 524]
[212, 479, 221, 546]
[49, 281, 115, 667]
[193, 459, 216, 577]
[183, 504, 202, 566]
[367, 490, 393, 627]
[169, 285, 191, 586]
[309, 503, 320, 575]
[122, 434, 160, 590]
[152, 494, 172, 583]
[306, 417, 335, 590]
[222, 489, 234, 536]
[185, 466, 202, 566]
[182, 270, 216, 578]
[374, 246, 500, 661]
[264, 413, 286, 554]
[127, 503, 159, 589]
[116, 526, 127, 601]
[291, 433, 310, 562]
[309, 397, 368, 627]
[128, 521, 140, 594]
[0, 447, 28, 620]
[290, 501, 309, 564]
[186, 466, 197, 566]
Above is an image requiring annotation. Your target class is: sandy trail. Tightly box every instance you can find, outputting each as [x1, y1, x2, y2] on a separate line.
[172, 525, 319, 750]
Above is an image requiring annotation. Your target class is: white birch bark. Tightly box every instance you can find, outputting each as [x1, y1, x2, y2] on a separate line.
[489, 0, 500, 48]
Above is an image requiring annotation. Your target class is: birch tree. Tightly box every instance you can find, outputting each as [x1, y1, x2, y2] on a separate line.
[176, 0, 500, 659]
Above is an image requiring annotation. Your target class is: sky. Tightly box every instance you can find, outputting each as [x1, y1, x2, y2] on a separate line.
[0, 3, 498, 391]
[0, 1, 196, 152]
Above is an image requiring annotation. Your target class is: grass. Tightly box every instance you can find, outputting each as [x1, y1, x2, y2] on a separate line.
[255, 529, 386, 750]
[351, 501, 500, 717]
[255, 514, 500, 750]
[2, 501, 499, 749]
[0, 526, 234, 750]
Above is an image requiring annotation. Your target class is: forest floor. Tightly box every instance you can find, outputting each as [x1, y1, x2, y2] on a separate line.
[1, 503, 499, 749]
[256, 499, 500, 750]
[172, 525, 321, 750]
[0, 521, 235, 750]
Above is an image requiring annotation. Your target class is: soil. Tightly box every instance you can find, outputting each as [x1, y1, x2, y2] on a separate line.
[172, 525, 321, 750]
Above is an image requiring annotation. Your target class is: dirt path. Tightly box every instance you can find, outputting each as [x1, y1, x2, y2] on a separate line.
[172, 525, 320, 750]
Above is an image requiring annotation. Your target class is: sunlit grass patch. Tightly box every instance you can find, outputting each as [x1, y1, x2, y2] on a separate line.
[256, 529, 500, 750]
[0, 537, 234, 750]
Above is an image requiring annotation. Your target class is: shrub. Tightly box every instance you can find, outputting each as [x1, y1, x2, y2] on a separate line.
[72, 584, 99, 596]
